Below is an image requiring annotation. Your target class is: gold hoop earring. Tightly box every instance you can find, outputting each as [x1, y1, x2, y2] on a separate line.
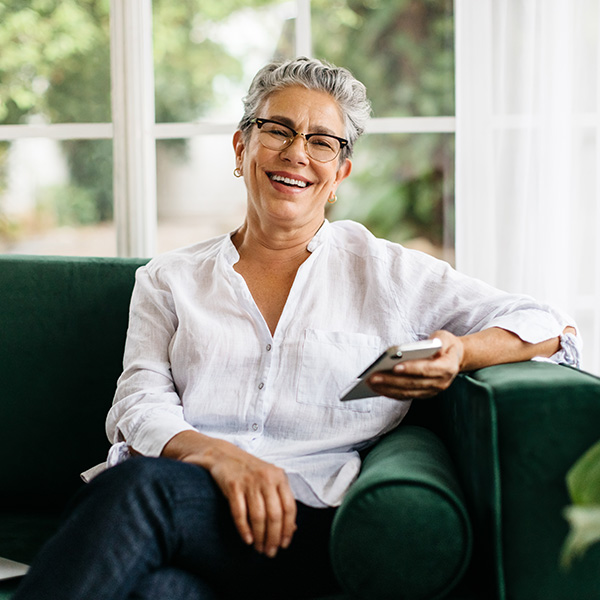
[328, 193, 338, 204]
[233, 167, 242, 178]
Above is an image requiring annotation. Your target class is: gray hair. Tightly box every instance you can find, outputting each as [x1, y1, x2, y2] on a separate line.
[238, 57, 371, 161]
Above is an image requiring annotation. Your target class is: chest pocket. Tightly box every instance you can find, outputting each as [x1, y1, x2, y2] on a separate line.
[296, 329, 383, 413]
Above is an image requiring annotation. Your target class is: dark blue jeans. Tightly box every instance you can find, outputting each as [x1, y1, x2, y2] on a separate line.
[13, 457, 340, 600]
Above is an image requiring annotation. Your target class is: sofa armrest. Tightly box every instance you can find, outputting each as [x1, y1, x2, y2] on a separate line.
[330, 425, 472, 600]
[439, 362, 600, 600]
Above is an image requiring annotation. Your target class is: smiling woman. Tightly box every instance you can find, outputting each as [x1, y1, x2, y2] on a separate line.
[13, 57, 580, 600]
[232, 85, 352, 241]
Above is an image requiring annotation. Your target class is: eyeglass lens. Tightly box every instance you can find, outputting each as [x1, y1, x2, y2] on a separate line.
[258, 121, 341, 162]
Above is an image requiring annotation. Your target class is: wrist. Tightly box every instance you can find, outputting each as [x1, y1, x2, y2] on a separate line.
[162, 430, 223, 468]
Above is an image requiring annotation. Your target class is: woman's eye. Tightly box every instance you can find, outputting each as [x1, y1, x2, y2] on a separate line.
[310, 137, 335, 149]
[266, 126, 291, 138]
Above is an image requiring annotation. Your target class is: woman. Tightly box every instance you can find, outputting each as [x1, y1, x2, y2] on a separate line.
[14, 57, 579, 600]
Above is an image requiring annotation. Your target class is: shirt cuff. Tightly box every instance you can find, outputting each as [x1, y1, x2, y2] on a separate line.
[534, 331, 582, 368]
[129, 414, 198, 458]
[485, 309, 565, 344]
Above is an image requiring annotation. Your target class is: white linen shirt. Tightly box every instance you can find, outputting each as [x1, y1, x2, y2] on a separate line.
[97, 220, 580, 507]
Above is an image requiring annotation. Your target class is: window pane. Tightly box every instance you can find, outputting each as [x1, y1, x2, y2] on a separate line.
[0, 139, 115, 256]
[0, 0, 111, 125]
[156, 137, 246, 254]
[153, 0, 296, 123]
[311, 0, 455, 118]
[328, 133, 455, 262]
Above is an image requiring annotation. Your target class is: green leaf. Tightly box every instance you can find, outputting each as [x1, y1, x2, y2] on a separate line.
[566, 440, 600, 505]
[561, 506, 600, 568]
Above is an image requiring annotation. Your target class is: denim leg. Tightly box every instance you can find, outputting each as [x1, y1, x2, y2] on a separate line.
[127, 567, 217, 600]
[13, 457, 224, 600]
[13, 457, 340, 600]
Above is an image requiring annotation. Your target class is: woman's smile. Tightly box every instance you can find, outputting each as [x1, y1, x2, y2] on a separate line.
[266, 170, 313, 193]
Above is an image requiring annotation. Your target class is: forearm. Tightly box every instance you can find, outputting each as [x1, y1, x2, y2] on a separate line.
[458, 326, 574, 372]
[161, 429, 236, 470]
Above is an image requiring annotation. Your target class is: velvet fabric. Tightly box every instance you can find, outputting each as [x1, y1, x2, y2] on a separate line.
[0, 255, 145, 509]
[330, 426, 472, 600]
[440, 363, 600, 600]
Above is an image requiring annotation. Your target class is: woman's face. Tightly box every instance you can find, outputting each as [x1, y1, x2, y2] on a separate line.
[233, 85, 352, 232]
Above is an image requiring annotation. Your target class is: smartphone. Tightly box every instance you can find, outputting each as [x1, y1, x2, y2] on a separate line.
[340, 338, 443, 401]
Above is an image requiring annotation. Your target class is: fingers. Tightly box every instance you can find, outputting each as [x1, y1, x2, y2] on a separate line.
[252, 481, 297, 557]
[218, 461, 297, 558]
[368, 334, 463, 400]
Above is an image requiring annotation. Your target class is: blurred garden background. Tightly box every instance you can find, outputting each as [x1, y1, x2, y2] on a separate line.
[0, 0, 454, 259]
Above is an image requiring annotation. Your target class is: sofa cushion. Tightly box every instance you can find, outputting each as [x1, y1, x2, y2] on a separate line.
[330, 425, 472, 600]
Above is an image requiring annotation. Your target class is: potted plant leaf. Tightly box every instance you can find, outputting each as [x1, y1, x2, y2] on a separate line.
[561, 440, 600, 567]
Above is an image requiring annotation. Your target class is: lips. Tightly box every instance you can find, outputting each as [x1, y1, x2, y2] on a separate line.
[267, 172, 312, 189]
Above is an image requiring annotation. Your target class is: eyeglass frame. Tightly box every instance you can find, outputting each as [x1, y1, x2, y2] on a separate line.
[249, 118, 349, 163]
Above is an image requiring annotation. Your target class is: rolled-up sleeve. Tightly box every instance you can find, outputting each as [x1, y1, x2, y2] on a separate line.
[106, 265, 197, 458]
[391, 248, 581, 367]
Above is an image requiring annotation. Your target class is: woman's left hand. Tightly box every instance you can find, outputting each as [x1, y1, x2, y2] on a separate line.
[366, 330, 464, 400]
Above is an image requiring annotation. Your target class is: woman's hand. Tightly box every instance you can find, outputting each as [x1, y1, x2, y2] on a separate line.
[208, 444, 297, 558]
[366, 325, 575, 401]
[161, 430, 297, 558]
[366, 330, 464, 400]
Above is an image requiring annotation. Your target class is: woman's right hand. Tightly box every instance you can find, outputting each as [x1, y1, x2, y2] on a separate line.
[160, 430, 297, 558]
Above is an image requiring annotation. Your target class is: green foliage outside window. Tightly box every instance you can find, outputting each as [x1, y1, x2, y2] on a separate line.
[0, 0, 454, 254]
[312, 0, 454, 250]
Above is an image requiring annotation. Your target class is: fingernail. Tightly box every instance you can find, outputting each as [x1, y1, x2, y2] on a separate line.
[371, 375, 383, 384]
[281, 537, 291, 549]
[266, 546, 277, 558]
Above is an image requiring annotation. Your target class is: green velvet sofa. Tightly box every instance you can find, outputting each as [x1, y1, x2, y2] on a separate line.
[1, 254, 599, 600]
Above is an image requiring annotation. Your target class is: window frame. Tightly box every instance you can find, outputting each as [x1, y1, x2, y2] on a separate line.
[0, 0, 457, 258]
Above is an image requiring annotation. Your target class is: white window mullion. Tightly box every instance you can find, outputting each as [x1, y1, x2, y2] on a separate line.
[110, 0, 156, 258]
[295, 0, 312, 58]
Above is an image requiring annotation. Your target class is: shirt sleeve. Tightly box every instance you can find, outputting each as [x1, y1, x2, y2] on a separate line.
[105, 264, 197, 457]
[390, 248, 581, 367]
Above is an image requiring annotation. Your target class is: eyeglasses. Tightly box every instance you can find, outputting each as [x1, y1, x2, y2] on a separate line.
[250, 118, 348, 163]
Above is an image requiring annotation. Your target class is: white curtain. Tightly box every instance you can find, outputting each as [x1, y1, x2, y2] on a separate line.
[455, 0, 600, 375]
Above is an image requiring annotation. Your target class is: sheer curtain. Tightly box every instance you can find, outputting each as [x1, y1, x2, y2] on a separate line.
[455, 0, 600, 375]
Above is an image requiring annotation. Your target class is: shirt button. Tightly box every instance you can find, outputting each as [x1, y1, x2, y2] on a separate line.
[258, 382, 264, 390]
[252, 423, 259, 431]
[266, 344, 272, 352]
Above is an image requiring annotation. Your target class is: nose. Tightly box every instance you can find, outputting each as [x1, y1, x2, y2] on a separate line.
[280, 133, 309, 164]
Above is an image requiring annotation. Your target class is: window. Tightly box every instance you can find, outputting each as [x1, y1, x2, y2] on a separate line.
[0, 0, 115, 255]
[0, 0, 455, 262]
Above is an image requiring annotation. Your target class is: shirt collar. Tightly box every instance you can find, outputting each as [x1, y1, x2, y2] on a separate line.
[307, 219, 330, 253]
[223, 219, 330, 264]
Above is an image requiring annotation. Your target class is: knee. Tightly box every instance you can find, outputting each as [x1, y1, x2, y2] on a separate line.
[85, 457, 218, 508]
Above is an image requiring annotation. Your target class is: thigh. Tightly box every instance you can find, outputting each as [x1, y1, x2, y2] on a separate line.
[128, 567, 218, 600]
[90, 459, 340, 600]
[176, 498, 341, 600]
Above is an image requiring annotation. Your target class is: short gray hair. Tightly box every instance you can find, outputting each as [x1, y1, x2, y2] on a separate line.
[238, 57, 371, 161]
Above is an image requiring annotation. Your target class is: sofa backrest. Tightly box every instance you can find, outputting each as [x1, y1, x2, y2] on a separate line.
[0, 255, 148, 509]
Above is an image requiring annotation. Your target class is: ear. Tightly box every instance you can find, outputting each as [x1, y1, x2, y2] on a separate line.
[233, 130, 245, 169]
[334, 158, 352, 187]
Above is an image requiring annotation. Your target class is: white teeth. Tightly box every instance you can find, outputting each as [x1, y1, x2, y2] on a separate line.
[270, 174, 308, 188]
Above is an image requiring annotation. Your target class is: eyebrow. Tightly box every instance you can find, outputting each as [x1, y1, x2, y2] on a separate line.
[268, 115, 339, 137]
